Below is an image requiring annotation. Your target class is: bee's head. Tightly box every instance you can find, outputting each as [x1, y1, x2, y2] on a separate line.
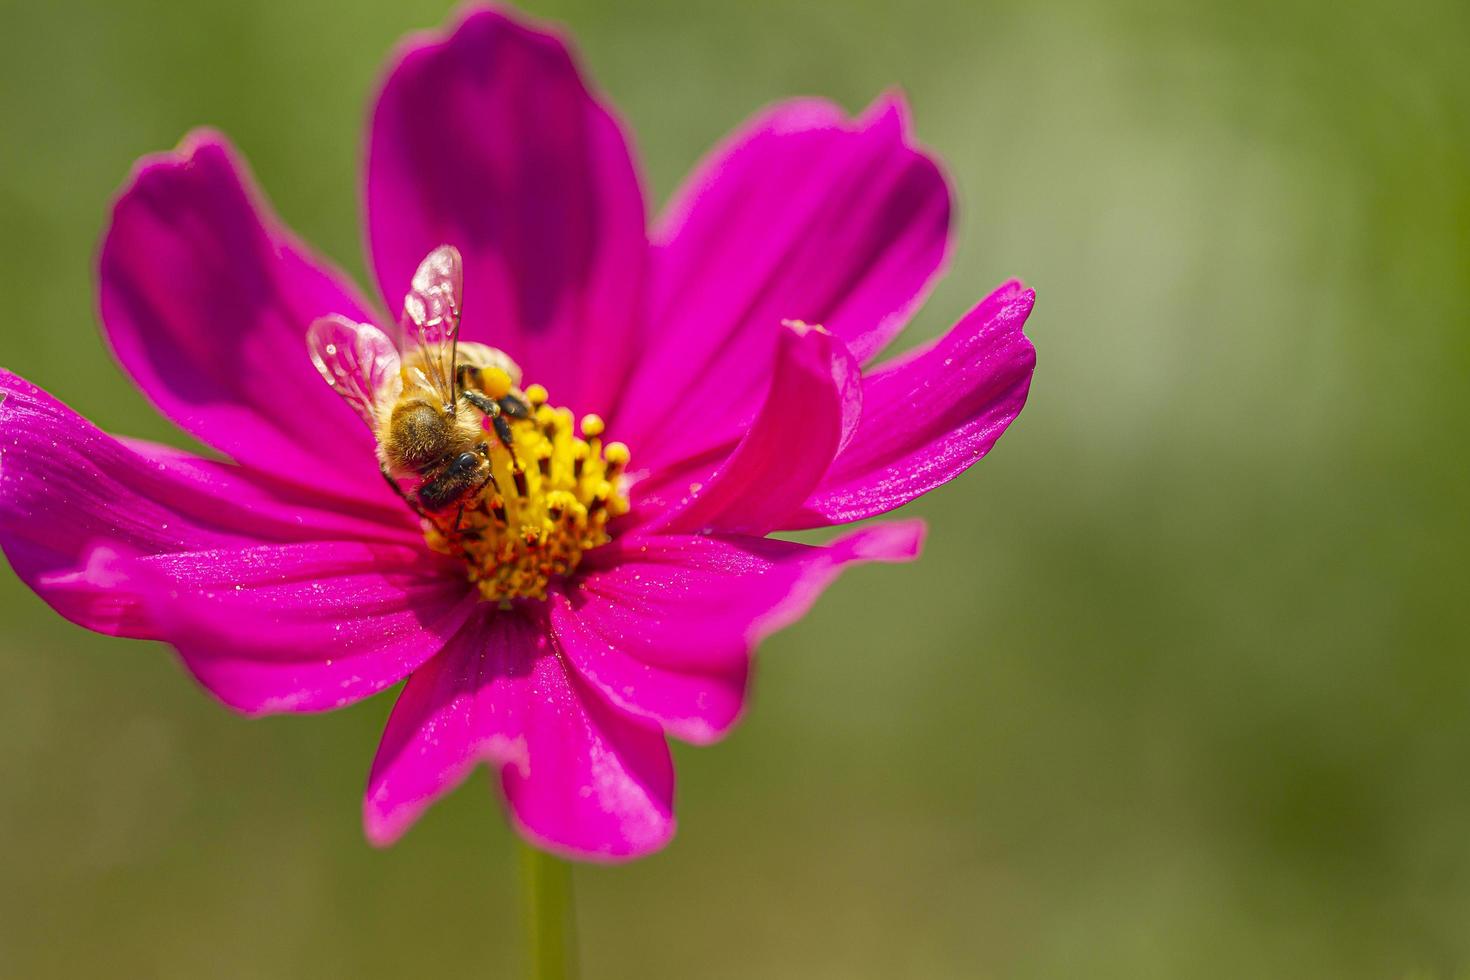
[416, 448, 493, 514]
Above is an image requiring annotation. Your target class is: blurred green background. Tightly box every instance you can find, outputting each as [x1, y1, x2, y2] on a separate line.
[2, 0, 1468, 976]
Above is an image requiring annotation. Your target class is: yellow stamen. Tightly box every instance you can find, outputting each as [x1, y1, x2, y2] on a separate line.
[422, 382, 630, 602]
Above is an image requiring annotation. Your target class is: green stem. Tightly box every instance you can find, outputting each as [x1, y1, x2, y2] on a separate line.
[520, 839, 578, 980]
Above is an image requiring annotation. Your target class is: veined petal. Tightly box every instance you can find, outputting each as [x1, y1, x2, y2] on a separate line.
[129, 541, 475, 714]
[115, 437, 416, 543]
[616, 93, 949, 469]
[367, 7, 648, 417]
[550, 520, 927, 745]
[500, 645, 675, 861]
[636, 320, 861, 535]
[365, 611, 675, 860]
[0, 371, 416, 637]
[788, 282, 1036, 528]
[99, 131, 389, 500]
[365, 612, 534, 848]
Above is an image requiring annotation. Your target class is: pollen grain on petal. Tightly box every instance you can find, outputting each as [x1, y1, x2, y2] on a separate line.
[780, 318, 828, 337]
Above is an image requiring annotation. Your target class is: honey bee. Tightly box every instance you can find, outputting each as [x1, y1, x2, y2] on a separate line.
[307, 245, 531, 521]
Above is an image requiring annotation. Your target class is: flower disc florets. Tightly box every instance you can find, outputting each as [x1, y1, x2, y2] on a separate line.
[423, 381, 630, 603]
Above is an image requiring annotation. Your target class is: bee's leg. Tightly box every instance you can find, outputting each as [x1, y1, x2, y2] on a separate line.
[455, 363, 479, 394]
[380, 463, 430, 522]
[463, 389, 518, 454]
[462, 388, 497, 416]
[498, 394, 531, 419]
[491, 413, 516, 452]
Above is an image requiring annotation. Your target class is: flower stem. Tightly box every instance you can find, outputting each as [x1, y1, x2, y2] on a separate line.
[520, 838, 578, 980]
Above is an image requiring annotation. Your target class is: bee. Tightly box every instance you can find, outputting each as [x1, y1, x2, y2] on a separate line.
[307, 245, 531, 522]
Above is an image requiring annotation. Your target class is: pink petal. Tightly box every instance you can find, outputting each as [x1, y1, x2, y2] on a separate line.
[500, 647, 674, 861]
[636, 320, 861, 535]
[115, 437, 416, 542]
[365, 611, 675, 861]
[99, 131, 389, 500]
[127, 541, 475, 714]
[0, 371, 416, 637]
[615, 94, 950, 470]
[367, 7, 648, 417]
[550, 520, 927, 745]
[365, 612, 534, 848]
[789, 282, 1037, 528]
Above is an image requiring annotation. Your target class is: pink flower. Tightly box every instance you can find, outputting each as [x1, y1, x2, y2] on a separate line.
[0, 5, 1035, 860]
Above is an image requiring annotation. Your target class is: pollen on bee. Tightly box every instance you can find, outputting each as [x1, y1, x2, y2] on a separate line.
[480, 366, 513, 400]
[422, 380, 630, 602]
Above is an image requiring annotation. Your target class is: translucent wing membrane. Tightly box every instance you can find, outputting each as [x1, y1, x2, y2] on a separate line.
[399, 244, 463, 411]
[307, 315, 402, 430]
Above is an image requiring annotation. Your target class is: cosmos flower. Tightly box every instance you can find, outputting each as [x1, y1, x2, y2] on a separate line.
[0, 5, 1035, 860]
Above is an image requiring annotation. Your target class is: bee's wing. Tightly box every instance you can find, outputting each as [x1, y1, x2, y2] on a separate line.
[398, 244, 463, 410]
[307, 315, 402, 431]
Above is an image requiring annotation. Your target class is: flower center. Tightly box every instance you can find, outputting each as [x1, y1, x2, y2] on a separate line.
[423, 382, 630, 603]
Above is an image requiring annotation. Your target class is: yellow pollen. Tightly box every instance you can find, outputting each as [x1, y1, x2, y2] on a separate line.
[780, 318, 829, 336]
[480, 366, 514, 399]
[421, 385, 630, 603]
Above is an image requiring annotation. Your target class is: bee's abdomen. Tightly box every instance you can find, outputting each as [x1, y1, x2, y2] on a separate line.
[387, 401, 450, 472]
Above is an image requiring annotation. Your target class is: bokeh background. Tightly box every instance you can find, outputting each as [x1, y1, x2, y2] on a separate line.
[2, 0, 1468, 976]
